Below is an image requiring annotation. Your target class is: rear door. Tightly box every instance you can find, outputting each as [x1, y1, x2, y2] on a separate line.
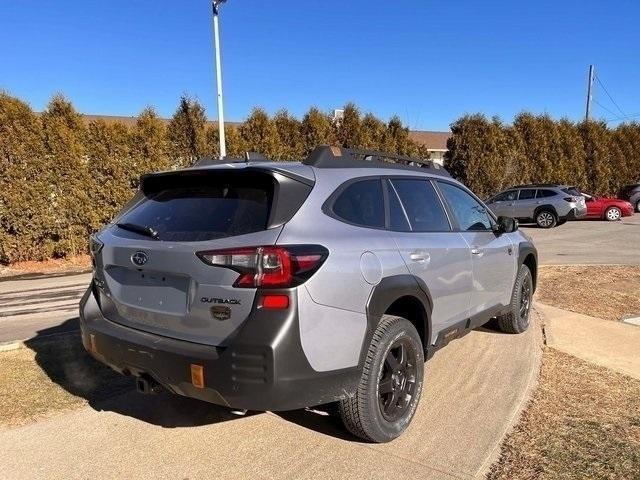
[92, 169, 310, 346]
[386, 178, 473, 341]
[436, 181, 515, 316]
[512, 188, 538, 219]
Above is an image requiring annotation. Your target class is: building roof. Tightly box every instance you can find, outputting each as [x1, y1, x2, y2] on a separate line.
[79, 114, 450, 151]
[408, 130, 451, 150]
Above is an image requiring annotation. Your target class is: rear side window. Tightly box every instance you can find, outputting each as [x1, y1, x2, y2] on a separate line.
[388, 179, 450, 232]
[536, 189, 556, 198]
[119, 176, 273, 241]
[437, 182, 493, 231]
[562, 187, 581, 196]
[332, 179, 385, 228]
[518, 189, 536, 200]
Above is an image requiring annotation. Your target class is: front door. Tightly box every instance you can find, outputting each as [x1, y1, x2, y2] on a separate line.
[436, 181, 516, 317]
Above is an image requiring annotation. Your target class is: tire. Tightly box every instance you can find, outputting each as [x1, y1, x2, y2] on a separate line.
[496, 264, 533, 334]
[339, 315, 424, 443]
[535, 209, 557, 228]
[635, 201, 640, 213]
[605, 207, 622, 221]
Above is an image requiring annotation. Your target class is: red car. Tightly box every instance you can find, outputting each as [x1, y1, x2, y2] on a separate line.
[581, 193, 634, 221]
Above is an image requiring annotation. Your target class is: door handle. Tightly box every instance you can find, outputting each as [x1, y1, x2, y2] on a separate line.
[471, 247, 483, 256]
[410, 251, 430, 263]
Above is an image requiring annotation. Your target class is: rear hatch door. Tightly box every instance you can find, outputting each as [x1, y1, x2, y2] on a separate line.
[92, 167, 312, 346]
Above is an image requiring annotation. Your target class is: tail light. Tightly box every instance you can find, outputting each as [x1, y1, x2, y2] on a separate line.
[196, 245, 329, 288]
[89, 235, 103, 268]
[563, 197, 576, 203]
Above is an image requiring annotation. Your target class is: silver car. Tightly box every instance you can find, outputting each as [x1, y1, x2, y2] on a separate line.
[486, 184, 587, 228]
[80, 146, 537, 442]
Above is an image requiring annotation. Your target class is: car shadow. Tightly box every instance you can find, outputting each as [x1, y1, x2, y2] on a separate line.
[23, 319, 258, 428]
[22, 317, 513, 438]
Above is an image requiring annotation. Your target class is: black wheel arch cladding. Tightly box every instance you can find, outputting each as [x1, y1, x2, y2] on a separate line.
[518, 241, 538, 292]
[364, 274, 433, 361]
[534, 204, 557, 218]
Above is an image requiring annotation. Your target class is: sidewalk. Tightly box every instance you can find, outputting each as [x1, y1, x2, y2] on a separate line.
[536, 302, 640, 380]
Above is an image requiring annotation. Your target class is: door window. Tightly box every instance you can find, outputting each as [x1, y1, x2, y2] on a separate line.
[437, 182, 493, 231]
[518, 189, 536, 200]
[387, 179, 450, 232]
[536, 189, 556, 198]
[492, 190, 517, 202]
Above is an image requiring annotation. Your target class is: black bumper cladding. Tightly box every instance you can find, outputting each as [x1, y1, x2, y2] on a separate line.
[79, 285, 359, 411]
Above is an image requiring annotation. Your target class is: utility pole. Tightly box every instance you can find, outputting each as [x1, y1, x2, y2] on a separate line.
[585, 64, 595, 121]
[212, 0, 227, 159]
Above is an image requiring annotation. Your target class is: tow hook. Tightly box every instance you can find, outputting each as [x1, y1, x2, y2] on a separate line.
[135, 375, 162, 395]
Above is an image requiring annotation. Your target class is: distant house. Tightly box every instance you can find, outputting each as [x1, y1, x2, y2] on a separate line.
[408, 130, 451, 166]
[80, 114, 451, 165]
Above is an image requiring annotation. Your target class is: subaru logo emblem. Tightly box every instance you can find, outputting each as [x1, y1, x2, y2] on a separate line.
[131, 251, 148, 267]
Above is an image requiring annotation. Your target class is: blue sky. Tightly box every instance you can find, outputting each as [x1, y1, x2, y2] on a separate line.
[1, 1, 638, 131]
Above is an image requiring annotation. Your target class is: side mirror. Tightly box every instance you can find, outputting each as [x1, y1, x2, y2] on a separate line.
[493, 216, 518, 234]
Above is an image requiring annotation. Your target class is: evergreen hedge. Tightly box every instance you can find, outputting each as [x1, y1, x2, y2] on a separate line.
[0, 94, 426, 263]
[1, 92, 639, 264]
[445, 113, 640, 199]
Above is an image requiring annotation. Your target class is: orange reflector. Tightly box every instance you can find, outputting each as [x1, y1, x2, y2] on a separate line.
[191, 364, 205, 389]
[89, 334, 98, 353]
[260, 294, 289, 310]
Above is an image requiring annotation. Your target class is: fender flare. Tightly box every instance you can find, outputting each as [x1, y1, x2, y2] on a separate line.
[518, 241, 538, 291]
[359, 274, 433, 365]
[533, 204, 557, 218]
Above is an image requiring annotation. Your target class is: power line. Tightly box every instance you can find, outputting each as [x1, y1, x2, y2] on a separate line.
[592, 99, 619, 118]
[594, 73, 627, 119]
[605, 112, 640, 123]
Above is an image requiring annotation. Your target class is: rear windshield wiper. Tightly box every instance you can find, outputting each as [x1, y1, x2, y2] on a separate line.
[116, 222, 160, 240]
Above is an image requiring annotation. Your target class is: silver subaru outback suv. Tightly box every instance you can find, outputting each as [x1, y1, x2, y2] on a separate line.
[486, 184, 587, 228]
[80, 146, 537, 442]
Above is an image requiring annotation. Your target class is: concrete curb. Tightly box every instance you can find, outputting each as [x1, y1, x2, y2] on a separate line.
[0, 331, 79, 353]
[0, 341, 25, 352]
[475, 306, 545, 479]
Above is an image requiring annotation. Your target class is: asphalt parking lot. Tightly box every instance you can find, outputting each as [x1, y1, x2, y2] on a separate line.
[523, 216, 640, 265]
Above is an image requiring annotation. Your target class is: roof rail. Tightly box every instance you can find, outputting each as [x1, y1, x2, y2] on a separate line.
[302, 146, 450, 176]
[508, 183, 564, 188]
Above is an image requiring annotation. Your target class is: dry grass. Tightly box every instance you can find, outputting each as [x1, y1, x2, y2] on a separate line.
[0, 254, 91, 278]
[0, 333, 132, 429]
[488, 347, 640, 480]
[537, 265, 640, 322]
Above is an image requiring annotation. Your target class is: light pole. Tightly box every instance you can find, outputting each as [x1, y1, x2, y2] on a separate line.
[212, 0, 227, 158]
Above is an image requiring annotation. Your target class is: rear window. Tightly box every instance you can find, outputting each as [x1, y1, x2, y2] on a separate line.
[118, 177, 273, 241]
[561, 187, 581, 196]
[332, 179, 385, 228]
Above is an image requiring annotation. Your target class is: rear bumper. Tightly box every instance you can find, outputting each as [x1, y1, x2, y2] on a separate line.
[563, 207, 586, 220]
[79, 285, 359, 411]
